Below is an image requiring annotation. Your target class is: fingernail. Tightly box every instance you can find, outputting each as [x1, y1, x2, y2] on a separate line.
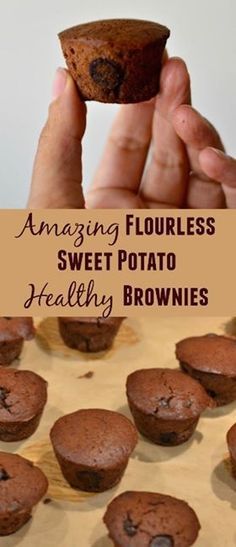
[208, 147, 225, 158]
[52, 68, 68, 100]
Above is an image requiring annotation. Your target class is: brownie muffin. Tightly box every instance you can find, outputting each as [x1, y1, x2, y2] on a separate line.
[50, 408, 138, 492]
[58, 19, 170, 103]
[0, 368, 47, 441]
[126, 368, 212, 446]
[176, 334, 236, 406]
[226, 423, 236, 478]
[0, 452, 48, 535]
[104, 491, 200, 547]
[58, 316, 123, 352]
[0, 317, 35, 366]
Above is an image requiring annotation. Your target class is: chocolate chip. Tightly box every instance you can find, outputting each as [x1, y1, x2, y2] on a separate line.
[149, 536, 173, 547]
[3, 317, 11, 320]
[76, 470, 102, 490]
[207, 389, 217, 399]
[0, 468, 10, 481]
[0, 387, 11, 411]
[123, 516, 138, 537]
[89, 58, 124, 91]
[159, 432, 177, 445]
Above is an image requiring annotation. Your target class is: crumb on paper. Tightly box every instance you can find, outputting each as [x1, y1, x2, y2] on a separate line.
[77, 371, 94, 379]
[43, 498, 52, 504]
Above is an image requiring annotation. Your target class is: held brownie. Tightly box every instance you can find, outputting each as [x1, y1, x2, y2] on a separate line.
[58, 19, 170, 103]
[58, 317, 123, 352]
[126, 368, 213, 446]
[50, 409, 138, 492]
[0, 368, 47, 441]
[226, 423, 236, 478]
[176, 334, 236, 406]
[0, 317, 35, 366]
[0, 452, 48, 536]
[104, 491, 200, 547]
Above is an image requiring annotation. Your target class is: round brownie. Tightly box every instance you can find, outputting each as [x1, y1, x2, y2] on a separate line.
[0, 368, 47, 441]
[226, 423, 236, 478]
[0, 452, 48, 535]
[50, 408, 138, 492]
[126, 368, 212, 446]
[58, 317, 124, 352]
[0, 317, 35, 366]
[58, 19, 170, 103]
[176, 334, 236, 406]
[104, 491, 200, 547]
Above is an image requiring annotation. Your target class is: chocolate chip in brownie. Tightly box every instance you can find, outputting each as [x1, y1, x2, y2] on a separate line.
[89, 58, 124, 91]
[149, 536, 173, 547]
[159, 432, 177, 445]
[0, 468, 10, 481]
[0, 387, 11, 411]
[207, 389, 217, 399]
[123, 515, 138, 537]
[76, 470, 102, 490]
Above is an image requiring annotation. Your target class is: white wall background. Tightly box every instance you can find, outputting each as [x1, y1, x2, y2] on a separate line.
[0, 0, 235, 207]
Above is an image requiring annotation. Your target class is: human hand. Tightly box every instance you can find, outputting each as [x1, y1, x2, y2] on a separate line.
[28, 58, 236, 209]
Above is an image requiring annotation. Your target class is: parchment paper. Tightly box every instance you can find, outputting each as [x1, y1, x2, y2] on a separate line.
[1, 316, 236, 547]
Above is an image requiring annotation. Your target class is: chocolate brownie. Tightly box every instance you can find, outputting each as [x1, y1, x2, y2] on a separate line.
[104, 491, 200, 546]
[0, 317, 35, 366]
[0, 368, 47, 441]
[226, 423, 236, 478]
[0, 452, 48, 535]
[58, 317, 123, 352]
[176, 334, 236, 406]
[58, 19, 170, 103]
[50, 409, 138, 492]
[126, 368, 212, 446]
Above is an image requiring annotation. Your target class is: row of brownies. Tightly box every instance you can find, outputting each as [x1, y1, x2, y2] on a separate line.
[0, 317, 236, 545]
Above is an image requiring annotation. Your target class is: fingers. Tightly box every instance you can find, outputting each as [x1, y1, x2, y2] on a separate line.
[199, 147, 236, 186]
[86, 188, 144, 209]
[28, 68, 86, 208]
[199, 147, 236, 208]
[172, 105, 225, 207]
[140, 57, 191, 207]
[86, 98, 154, 209]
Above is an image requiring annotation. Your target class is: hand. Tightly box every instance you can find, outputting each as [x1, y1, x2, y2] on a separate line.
[28, 58, 236, 209]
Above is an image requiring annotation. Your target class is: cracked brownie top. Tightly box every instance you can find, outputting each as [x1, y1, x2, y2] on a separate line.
[126, 368, 213, 420]
[104, 490, 200, 547]
[0, 368, 47, 422]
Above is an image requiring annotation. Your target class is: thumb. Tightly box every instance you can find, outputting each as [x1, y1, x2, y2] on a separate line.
[28, 68, 86, 208]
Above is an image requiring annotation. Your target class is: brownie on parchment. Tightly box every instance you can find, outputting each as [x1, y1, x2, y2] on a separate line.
[50, 408, 138, 492]
[0, 317, 35, 366]
[58, 317, 123, 352]
[0, 452, 48, 536]
[126, 368, 213, 446]
[176, 334, 236, 406]
[103, 491, 200, 547]
[0, 368, 47, 441]
[58, 19, 170, 103]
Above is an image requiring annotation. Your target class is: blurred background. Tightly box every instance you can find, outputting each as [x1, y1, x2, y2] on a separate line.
[0, 0, 235, 207]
